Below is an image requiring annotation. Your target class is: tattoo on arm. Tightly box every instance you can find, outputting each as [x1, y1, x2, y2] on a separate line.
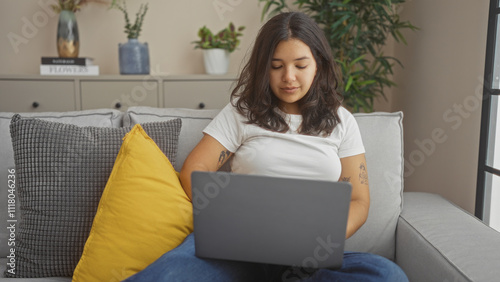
[340, 176, 351, 182]
[217, 150, 231, 168]
[359, 163, 369, 185]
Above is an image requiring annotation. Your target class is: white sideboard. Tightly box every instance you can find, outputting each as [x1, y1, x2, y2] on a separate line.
[0, 74, 237, 112]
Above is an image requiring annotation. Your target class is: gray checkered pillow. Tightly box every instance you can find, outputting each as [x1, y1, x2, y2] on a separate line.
[6, 115, 182, 278]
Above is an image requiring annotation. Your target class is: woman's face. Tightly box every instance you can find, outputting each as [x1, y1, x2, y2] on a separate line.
[269, 38, 317, 114]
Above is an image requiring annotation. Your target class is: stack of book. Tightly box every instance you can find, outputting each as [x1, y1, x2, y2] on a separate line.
[40, 57, 99, 76]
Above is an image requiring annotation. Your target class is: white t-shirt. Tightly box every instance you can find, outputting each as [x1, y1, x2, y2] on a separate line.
[203, 103, 365, 182]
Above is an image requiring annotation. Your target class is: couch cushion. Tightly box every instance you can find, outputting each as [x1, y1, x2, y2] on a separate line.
[124, 106, 220, 172]
[0, 257, 71, 281]
[5, 116, 181, 278]
[73, 124, 192, 281]
[0, 109, 122, 259]
[345, 112, 404, 260]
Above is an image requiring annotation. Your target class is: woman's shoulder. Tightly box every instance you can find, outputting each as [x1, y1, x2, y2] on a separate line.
[330, 106, 361, 137]
[336, 106, 356, 123]
[220, 101, 245, 117]
[213, 101, 249, 125]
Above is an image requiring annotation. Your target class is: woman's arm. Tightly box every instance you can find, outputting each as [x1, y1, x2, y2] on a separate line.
[339, 153, 370, 239]
[179, 134, 233, 200]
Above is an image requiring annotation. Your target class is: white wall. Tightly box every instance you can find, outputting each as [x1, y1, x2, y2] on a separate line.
[0, 0, 491, 213]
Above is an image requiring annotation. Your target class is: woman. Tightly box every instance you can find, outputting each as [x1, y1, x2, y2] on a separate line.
[125, 12, 408, 282]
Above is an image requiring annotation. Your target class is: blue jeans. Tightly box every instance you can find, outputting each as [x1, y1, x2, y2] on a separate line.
[124, 233, 408, 282]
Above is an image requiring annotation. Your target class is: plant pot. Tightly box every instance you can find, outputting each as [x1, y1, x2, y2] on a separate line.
[119, 39, 150, 75]
[203, 49, 230, 75]
[57, 10, 79, 58]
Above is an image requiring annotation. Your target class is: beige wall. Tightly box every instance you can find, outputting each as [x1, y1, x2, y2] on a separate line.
[0, 0, 491, 213]
[393, 0, 489, 213]
[0, 0, 263, 75]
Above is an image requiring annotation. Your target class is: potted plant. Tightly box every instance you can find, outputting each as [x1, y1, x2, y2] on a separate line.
[52, 0, 107, 58]
[259, 0, 417, 112]
[192, 23, 245, 75]
[111, 0, 150, 74]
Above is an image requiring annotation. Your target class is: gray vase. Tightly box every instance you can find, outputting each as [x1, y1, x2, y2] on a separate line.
[119, 39, 150, 75]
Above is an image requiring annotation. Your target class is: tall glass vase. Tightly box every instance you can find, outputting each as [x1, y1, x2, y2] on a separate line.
[57, 10, 79, 58]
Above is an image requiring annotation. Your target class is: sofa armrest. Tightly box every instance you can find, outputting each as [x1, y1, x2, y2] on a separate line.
[396, 192, 500, 282]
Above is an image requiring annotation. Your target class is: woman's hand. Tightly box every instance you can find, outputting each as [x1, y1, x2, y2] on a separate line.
[338, 153, 370, 239]
[179, 134, 233, 200]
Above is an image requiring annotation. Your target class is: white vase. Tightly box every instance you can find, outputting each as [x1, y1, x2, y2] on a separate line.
[203, 49, 230, 75]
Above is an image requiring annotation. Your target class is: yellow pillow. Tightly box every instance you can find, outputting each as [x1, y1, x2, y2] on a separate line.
[72, 124, 193, 282]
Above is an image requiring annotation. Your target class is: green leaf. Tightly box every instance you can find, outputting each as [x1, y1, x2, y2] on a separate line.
[345, 76, 354, 92]
[358, 80, 377, 86]
[260, 1, 273, 21]
[351, 55, 365, 66]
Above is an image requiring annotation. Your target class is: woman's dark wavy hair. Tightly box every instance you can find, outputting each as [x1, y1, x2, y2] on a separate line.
[231, 12, 343, 136]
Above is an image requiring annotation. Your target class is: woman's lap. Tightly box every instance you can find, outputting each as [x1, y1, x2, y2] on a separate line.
[123, 233, 268, 282]
[124, 233, 408, 282]
[280, 252, 408, 282]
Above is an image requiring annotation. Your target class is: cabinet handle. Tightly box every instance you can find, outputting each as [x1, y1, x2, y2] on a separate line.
[114, 102, 122, 109]
[32, 102, 39, 108]
[198, 102, 205, 109]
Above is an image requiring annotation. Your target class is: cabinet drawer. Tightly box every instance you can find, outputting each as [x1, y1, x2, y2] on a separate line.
[163, 80, 234, 109]
[81, 80, 159, 111]
[0, 80, 75, 112]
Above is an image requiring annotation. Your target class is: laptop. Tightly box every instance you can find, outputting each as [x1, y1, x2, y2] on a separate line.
[191, 171, 352, 269]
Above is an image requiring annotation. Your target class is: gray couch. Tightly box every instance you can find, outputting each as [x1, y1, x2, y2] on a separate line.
[0, 106, 499, 281]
